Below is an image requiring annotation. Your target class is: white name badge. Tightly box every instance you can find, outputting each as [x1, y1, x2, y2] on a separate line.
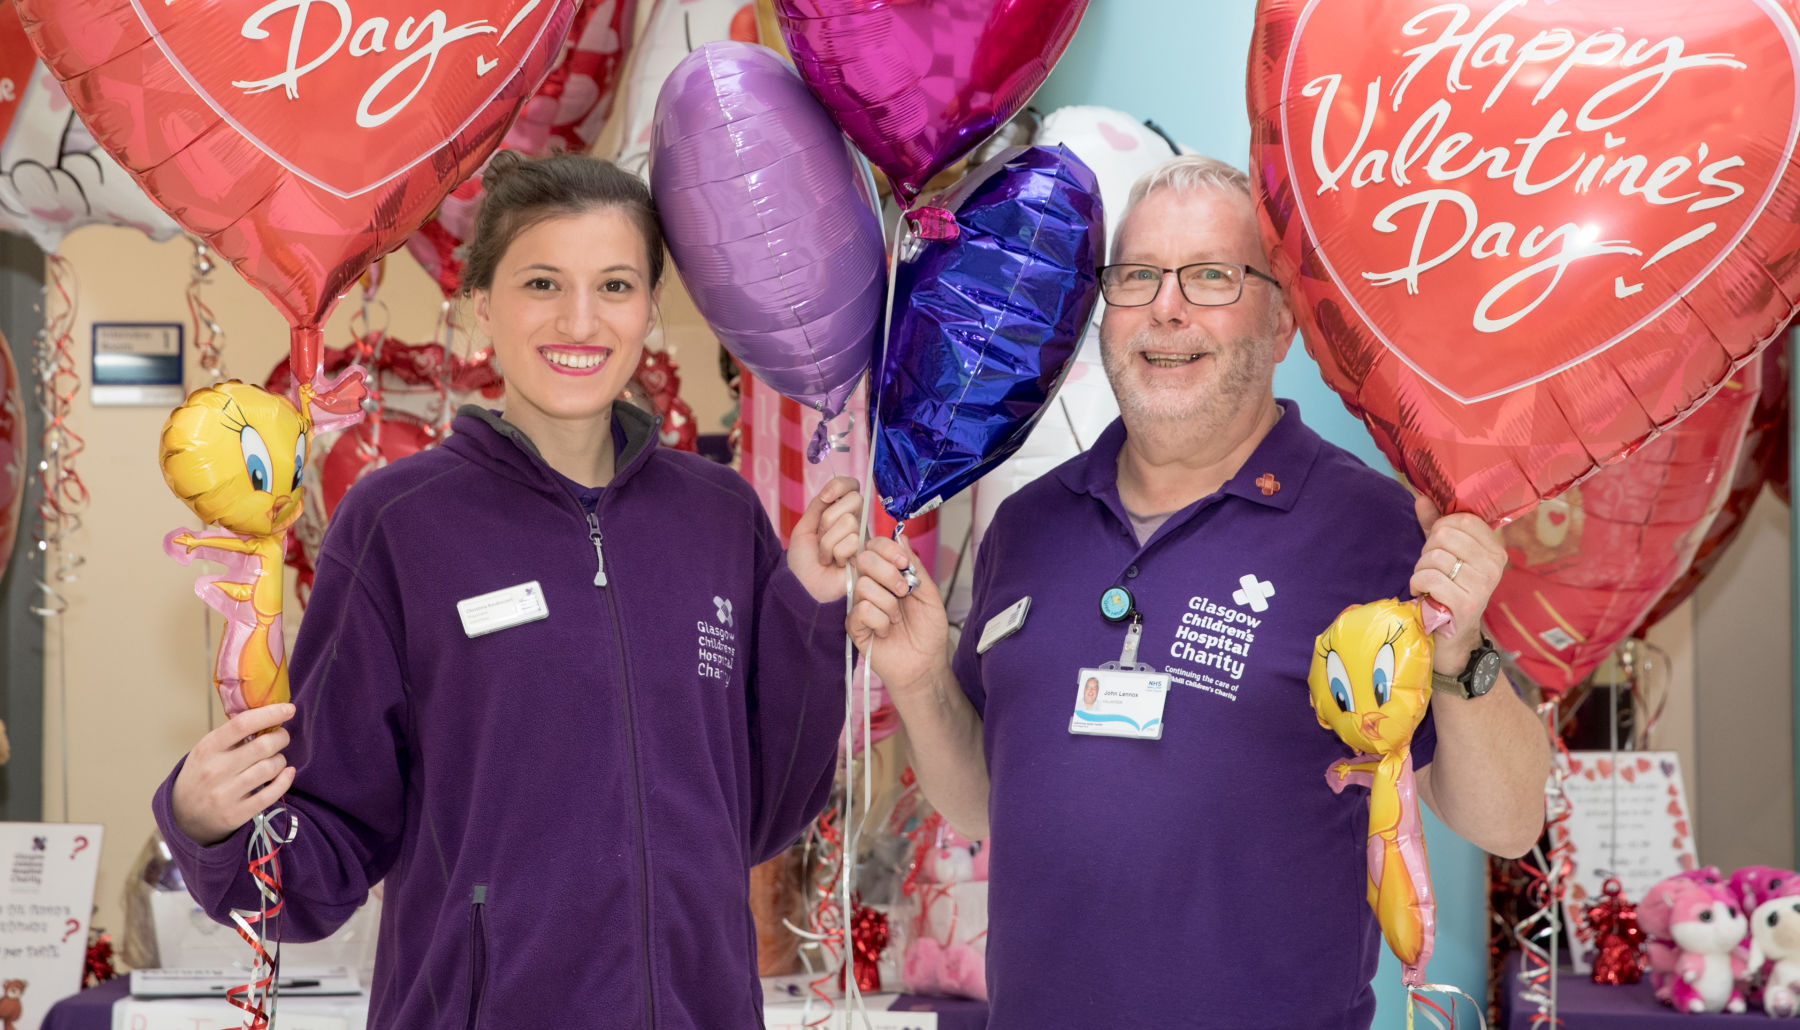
[1069, 667, 1169, 740]
[457, 581, 550, 638]
[977, 596, 1031, 654]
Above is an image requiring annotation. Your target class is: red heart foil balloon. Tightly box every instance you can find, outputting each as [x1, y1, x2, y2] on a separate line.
[1250, 0, 1800, 523]
[1641, 332, 1789, 627]
[18, 0, 576, 378]
[772, 0, 1090, 208]
[0, 334, 24, 585]
[405, 0, 638, 297]
[1487, 361, 1760, 694]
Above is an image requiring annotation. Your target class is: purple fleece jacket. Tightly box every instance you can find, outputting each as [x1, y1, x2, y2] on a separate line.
[153, 402, 846, 1029]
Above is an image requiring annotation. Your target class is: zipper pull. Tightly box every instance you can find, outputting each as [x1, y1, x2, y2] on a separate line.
[586, 511, 607, 587]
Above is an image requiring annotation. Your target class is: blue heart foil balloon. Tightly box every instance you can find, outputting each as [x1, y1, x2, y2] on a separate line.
[873, 144, 1104, 521]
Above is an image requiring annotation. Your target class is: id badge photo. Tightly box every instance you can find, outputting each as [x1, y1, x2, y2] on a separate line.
[1069, 586, 1168, 740]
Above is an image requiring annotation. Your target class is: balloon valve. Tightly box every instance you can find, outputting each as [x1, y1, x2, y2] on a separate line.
[907, 207, 958, 242]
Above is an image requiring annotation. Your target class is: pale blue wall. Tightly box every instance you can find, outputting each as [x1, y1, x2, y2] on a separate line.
[1037, 3, 1492, 1024]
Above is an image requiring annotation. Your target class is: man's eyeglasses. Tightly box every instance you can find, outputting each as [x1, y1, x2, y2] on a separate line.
[1097, 262, 1280, 308]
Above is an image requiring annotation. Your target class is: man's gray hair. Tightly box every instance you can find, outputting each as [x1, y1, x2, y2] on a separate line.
[1124, 154, 1254, 209]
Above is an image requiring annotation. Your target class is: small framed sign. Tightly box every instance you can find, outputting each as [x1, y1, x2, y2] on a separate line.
[0, 821, 104, 1030]
[1557, 751, 1697, 973]
[91, 322, 184, 406]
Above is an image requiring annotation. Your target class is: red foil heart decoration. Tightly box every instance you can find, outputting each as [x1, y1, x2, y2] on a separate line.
[1251, 0, 1800, 523]
[19, 0, 576, 379]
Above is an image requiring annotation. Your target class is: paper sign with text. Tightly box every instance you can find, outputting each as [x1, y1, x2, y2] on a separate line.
[1556, 751, 1696, 974]
[0, 822, 103, 1030]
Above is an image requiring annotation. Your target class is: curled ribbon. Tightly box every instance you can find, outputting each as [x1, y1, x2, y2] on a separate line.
[225, 808, 298, 1030]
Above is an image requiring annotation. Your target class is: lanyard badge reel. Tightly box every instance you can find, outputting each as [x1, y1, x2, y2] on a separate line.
[1071, 586, 1170, 740]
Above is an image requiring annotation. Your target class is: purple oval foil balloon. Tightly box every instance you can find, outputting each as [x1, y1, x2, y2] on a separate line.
[873, 145, 1103, 521]
[773, 0, 1091, 208]
[651, 41, 885, 459]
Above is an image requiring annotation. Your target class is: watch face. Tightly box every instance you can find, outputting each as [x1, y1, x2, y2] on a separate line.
[1470, 650, 1502, 695]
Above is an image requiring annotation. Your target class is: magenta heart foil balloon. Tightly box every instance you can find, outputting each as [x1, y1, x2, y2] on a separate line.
[773, 0, 1091, 207]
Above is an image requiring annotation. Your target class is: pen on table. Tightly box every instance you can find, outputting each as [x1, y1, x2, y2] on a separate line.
[277, 979, 321, 988]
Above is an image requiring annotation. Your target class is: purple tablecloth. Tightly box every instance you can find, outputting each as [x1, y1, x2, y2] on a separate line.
[39, 978, 126, 1030]
[890, 992, 989, 1029]
[1501, 951, 1762, 1029]
[43, 978, 986, 1030]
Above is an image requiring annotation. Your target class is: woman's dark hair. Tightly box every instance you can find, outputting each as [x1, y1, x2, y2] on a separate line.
[459, 151, 665, 294]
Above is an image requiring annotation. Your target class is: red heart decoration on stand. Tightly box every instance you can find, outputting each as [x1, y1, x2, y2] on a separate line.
[1250, 0, 1800, 523]
[19, 0, 577, 379]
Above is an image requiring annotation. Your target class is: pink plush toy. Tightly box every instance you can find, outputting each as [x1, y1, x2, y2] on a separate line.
[1753, 884, 1800, 1017]
[902, 817, 991, 1000]
[1731, 866, 1798, 1004]
[1662, 880, 1749, 1013]
[1733, 866, 1800, 915]
[1642, 867, 1728, 1002]
[925, 827, 990, 884]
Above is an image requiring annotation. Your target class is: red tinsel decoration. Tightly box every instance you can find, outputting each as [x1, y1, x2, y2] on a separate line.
[1585, 878, 1645, 985]
[83, 928, 117, 988]
[844, 896, 890, 993]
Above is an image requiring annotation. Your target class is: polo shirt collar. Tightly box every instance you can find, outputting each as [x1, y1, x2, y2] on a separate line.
[1055, 399, 1324, 517]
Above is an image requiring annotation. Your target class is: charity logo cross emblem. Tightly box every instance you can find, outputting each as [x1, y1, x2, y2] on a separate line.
[1255, 472, 1280, 495]
[1232, 574, 1275, 612]
[713, 596, 733, 627]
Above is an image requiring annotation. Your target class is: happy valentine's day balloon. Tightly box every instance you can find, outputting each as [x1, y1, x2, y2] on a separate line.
[19, 0, 577, 379]
[1250, 0, 1800, 524]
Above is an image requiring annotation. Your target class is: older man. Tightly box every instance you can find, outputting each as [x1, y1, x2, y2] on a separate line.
[850, 155, 1550, 1029]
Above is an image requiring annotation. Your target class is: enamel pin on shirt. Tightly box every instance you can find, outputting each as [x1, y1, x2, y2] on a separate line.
[1071, 585, 1169, 740]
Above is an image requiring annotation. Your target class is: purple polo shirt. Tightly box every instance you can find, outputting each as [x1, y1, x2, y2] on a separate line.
[955, 402, 1433, 1030]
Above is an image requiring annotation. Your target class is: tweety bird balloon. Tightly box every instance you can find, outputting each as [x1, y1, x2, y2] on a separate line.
[1309, 598, 1436, 986]
[160, 372, 364, 718]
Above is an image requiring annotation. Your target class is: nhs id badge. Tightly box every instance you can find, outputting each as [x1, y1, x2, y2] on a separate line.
[1069, 667, 1169, 740]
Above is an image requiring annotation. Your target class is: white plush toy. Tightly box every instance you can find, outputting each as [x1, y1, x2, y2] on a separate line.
[1753, 891, 1800, 1016]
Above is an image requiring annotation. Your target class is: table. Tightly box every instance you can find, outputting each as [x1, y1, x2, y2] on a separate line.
[45, 977, 987, 1030]
[1500, 951, 1765, 1029]
[39, 978, 124, 1030]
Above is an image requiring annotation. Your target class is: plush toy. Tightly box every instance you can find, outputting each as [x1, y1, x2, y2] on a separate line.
[1642, 867, 1729, 1002]
[925, 827, 989, 885]
[1753, 886, 1800, 1017]
[1733, 867, 1799, 914]
[902, 816, 990, 1000]
[1662, 880, 1749, 1013]
[1732, 867, 1799, 1005]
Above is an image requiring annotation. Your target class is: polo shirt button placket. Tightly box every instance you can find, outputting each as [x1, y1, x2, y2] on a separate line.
[1124, 565, 1140, 579]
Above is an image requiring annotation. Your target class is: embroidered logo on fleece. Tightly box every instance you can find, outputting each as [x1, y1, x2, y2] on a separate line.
[699, 597, 738, 682]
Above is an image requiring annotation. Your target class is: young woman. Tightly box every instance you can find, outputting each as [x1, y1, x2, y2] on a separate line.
[155, 153, 860, 1029]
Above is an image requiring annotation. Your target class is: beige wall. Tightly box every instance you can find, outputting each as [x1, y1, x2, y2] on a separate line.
[41, 222, 733, 941]
[1692, 493, 1796, 870]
